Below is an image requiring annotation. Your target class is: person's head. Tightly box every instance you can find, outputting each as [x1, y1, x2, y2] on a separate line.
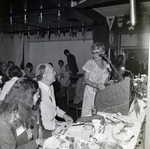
[64, 49, 70, 56]
[7, 61, 14, 69]
[0, 62, 7, 72]
[91, 42, 106, 61]
[65, 64, 70, 71]
[49, 62, 53, 67]
[26, 62, 33, 72]
[0, 78, 39, 128]
[36, 63, 56, 86]
[8, 65, 23, 78]
[117, 54, 124, 62]
[58, 60, 64, 67]
[129, 52, 136, 59]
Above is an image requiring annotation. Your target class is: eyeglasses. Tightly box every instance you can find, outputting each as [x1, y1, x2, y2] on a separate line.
[91, 50, 105, 55]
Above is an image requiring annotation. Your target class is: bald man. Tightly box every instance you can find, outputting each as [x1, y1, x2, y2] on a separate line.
[35, 63, 73, 138]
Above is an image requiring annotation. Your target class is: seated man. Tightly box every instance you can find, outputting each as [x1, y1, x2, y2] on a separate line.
[35, 63, 73, 138]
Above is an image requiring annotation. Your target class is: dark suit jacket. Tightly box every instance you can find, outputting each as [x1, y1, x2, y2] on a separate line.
[67, 53, 79, 74]
[0, 115, 37, 149]
[125, 58, 140, 75]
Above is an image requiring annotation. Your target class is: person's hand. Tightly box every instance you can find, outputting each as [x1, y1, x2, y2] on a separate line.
[35, 138, 45, 147]
[97, 83, 105, 90]
[63, 113, 73, 125]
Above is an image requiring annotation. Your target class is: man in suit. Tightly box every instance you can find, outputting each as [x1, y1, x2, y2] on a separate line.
[125, 52, 140, 75]
[64, 49, 79, 74]
[35, 63, 73, 138]
[24, 62, 35, 79]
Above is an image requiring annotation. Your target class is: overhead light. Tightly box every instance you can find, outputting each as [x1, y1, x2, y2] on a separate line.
[130, 0, 137, 26]
[39, 12, 43, 23]
[10, 10, 13, 26]
[57, 3, 61, 22]
[39, 5, 43, 23]
[10, 16, 13, 26]
[24, 7, 27, 25]
[24, 14, 27, 24]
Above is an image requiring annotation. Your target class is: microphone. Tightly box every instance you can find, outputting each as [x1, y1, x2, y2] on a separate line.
[121, 67, 134, 78]
[100, 55, 112, 64]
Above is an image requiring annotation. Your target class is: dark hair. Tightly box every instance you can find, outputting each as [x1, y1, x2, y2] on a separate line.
[58, 60, 64, 64]
[64, 49, 70, 55]
[117, 54, 124, 60]
[0, 78, 38, 128]
[129, 52, 136, 59]
[26, 62, 33, 69]
[48, 62, 53, 67]
[7, 61, 14, 67]
[36, 64, 46, 81]
[8, 65, 22, 78]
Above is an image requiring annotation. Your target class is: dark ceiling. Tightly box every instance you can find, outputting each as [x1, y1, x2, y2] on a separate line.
[0, 0, 149, 35]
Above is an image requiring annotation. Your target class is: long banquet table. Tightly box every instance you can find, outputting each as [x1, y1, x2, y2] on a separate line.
[42, 99, 146, 149]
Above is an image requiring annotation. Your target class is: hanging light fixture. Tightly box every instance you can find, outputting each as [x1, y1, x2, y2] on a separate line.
[130, 0, 137, 26]
[10, 10, 13, 26]
[39, 5, 43, 23]
[10, 4, 13, 26]
[10, 16, 13, 26]
[35, 28, 40, 39]
[57, 3, 61, 22]
[27, 27, 30, 39]
[19, 29, 22, 39]
[10, 29, 13, 39]
[58, 24, 61, 37]
[47, 26, 50, 38]
[81, 22, 85, 35]
[24, 8, 27, 24]
[69, 24, 72, 36]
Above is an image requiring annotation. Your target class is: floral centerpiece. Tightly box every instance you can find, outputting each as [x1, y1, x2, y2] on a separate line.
[129, 74, 147, 117]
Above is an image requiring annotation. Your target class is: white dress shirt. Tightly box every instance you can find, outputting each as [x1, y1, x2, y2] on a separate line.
[0, 77, 19, 101]
[38, 81, 65, 130]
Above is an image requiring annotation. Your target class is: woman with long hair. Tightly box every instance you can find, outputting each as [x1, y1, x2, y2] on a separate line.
[0, 78, 44, 149]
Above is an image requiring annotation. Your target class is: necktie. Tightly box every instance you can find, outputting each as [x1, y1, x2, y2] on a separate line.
[48, 87, 52, 102]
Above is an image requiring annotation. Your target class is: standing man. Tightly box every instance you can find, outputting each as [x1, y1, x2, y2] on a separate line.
[125, 52, 140, 75]
[35, 63, 73, 138]
[24, 62, 35, 79]
[64, 49, 79, 74]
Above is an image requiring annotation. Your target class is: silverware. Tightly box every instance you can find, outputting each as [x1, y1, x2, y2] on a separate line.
[72, 123, 85, 126]
[106, 117, 116, 124]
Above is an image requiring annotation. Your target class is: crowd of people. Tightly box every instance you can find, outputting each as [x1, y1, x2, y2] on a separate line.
[0, 43, 148, 148]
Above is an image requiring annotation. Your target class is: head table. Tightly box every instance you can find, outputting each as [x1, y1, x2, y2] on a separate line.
[42, 98, 146, 149]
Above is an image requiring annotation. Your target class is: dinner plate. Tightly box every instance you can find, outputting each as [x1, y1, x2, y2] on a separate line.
[97, 141, 123, 149]
[43, 135, 69, 149]
[93, 133, 108, 142]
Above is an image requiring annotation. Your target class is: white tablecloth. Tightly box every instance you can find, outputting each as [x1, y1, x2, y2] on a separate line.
[97, 107, 146, 149]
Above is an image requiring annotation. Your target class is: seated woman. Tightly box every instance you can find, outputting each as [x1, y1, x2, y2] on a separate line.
[0, 78, 45, 148]
[60, 64, 72, 87]
[58, 64, 72, 96]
